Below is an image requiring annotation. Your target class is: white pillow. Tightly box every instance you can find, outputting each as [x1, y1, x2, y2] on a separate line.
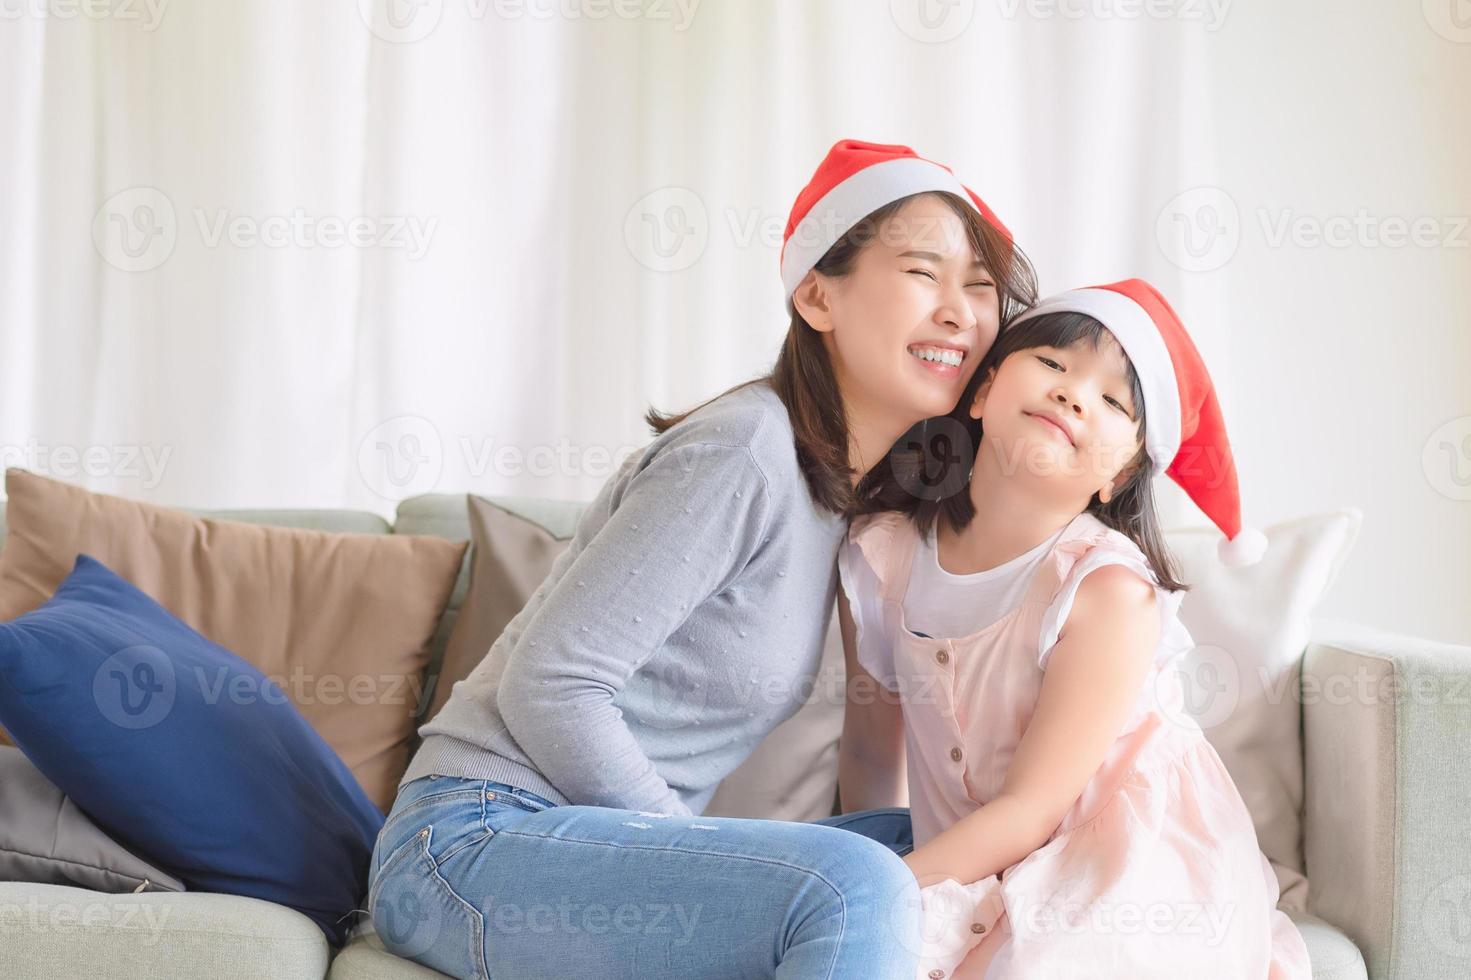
[1163, 509, 1362, 913]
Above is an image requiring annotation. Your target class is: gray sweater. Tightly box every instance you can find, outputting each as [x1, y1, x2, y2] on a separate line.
[401, 381, 849, 817]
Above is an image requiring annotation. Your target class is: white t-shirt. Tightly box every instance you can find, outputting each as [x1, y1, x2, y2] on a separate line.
[839, 513, 1190, 699]
[904, 525, 1066, 639]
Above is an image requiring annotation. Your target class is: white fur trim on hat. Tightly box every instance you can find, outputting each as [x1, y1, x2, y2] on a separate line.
[780, 157, 972, 297]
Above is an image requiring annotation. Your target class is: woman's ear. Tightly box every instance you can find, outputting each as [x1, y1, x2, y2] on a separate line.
[791, 270, 834, 333]
[967, 368, 997, 420]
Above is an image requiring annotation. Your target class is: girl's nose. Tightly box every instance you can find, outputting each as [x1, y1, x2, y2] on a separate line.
[1053, 389, 1084, 414]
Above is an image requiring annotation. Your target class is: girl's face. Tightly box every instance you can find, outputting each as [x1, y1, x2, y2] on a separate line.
[970, 335, 1144, 499]
[799, 194, 1001, 424]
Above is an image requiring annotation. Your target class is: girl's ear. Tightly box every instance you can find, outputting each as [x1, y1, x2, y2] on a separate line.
[791, 270, 834, 333]
[1099, 456, 1142, 504]
[967, 367, 997, 420]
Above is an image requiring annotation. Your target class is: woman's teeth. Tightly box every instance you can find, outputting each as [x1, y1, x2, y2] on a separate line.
[908, 347, 964, 368]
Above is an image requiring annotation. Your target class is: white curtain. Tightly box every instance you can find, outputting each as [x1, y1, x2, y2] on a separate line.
[3, 1, 1468, 637]
[0, 0, 1217, 512]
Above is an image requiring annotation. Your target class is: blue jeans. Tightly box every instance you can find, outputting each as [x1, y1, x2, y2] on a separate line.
[367, 774, 920, 979]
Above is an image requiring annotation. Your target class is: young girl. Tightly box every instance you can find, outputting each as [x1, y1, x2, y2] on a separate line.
[837, 280, 1313, 978]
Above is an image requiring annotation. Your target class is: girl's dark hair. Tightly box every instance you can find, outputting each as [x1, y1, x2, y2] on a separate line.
[855, 310, 1189, 593]
[646, 191, 1039, 516]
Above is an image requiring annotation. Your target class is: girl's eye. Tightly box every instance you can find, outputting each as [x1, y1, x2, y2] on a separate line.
[1105, 395, 1130, 415]
[966, 278, 995, 290]
[907, 269, 938, 282]
[1036, 355, 1062, 370]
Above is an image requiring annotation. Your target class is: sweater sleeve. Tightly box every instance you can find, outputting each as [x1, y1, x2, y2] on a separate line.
[495, 441, 773, 816]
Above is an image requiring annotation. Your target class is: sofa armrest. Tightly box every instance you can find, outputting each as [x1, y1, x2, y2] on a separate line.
[1302, 621, 1471, 980]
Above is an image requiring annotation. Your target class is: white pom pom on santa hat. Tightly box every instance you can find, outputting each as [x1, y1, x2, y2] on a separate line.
[1217, 527, 1267, 568]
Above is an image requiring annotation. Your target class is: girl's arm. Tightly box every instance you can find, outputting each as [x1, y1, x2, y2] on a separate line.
[903, 564, 1160, 886]
[836, 585, 908, 813]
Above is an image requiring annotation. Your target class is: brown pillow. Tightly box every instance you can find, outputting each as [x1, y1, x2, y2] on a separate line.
[438, 494, 844, 823]
[0, 469, 467, 812]
[428, 496, 574, 721]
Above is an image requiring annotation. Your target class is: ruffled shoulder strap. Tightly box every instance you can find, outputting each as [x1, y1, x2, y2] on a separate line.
[847, 510, 918, 603]
[1030, 512, 1192, 670]
[1044, 512, 1152, 594]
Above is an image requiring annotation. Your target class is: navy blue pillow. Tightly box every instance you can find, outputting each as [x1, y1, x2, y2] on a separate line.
[0, 554, 384, 945]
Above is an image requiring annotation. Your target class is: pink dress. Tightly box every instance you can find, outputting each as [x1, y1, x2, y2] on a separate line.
[843, 510, 1311, 979]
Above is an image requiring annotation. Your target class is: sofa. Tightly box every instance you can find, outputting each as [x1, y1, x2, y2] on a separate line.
[0, 492, 1465, 980]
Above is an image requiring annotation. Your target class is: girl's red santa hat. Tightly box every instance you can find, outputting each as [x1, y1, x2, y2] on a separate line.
[781, 139, 1012, 298]
[1012, 278, 1267, 567]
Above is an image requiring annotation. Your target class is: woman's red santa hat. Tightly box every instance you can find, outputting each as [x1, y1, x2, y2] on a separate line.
[1011, 279, 1268, 567]
[781, 139, 1012, 298]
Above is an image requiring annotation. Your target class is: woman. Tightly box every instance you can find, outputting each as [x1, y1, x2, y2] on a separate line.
[368, 140, 1037, 979]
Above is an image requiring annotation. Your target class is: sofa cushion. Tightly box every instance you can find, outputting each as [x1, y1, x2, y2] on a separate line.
[0, 554, 384, 944]
[321, 904, 1365, 979]
[329, 926, 453, 979]
[1288, 910, 1368, 980]
[0, 746, 185, 894]
[1167, 509, 1362, 913]
[0, 881, 329, 980]
[427, 495, 580, 722]
[0, 468, 467, 811]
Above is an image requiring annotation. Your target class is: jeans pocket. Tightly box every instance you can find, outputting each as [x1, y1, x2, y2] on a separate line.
[369, 825, 489, 980]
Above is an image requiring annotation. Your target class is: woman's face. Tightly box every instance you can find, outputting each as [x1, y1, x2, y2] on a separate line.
[804, 194, 1002, 424]
[970, 335, 1144, 499]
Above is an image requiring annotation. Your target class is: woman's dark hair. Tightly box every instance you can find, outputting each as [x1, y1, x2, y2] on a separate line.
[646, 191, 1039, 516]
[855, 310, 1189, 593]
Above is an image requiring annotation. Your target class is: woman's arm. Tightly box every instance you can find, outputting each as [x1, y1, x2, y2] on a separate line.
[903, 564, 1160, 885]
[836, 585, 908, 813]
[497, 441, 773, 817]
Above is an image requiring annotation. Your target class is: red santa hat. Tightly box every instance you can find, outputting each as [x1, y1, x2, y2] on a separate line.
[1011, 278, 1267, 567]
[781, 139, 1012, 298]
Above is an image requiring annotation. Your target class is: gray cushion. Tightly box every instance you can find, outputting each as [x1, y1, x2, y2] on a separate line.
[0, 748, 184, 894]
[323, 907, 1365, 978]
[328, 927, 451, 979]
[0, 881, 329, 979]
